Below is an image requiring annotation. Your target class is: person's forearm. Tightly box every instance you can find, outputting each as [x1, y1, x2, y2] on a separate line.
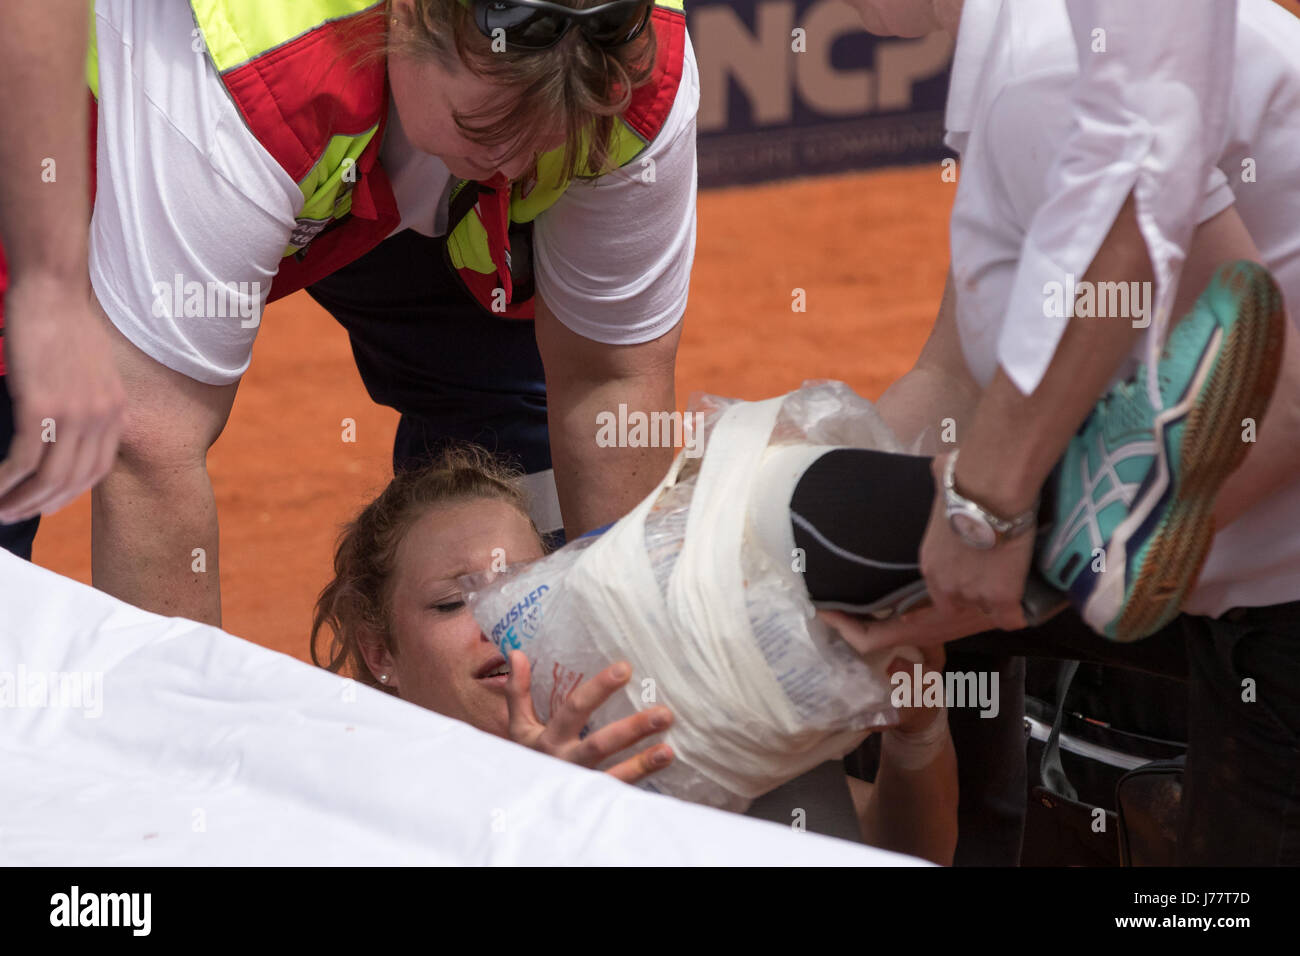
[954, 195, 1151, 514]
[534, 300, 683, 538]
[877, 365, 978, 455]
[859, 729, 958, 865]
[877, 270, 980, 453]
[547, 375, 677, 538]
[0, 0, 90, 283]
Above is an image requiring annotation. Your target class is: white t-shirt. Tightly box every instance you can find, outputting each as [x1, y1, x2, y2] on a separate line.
[88, 0, 699, 387]
[945, 0, 1300, 616]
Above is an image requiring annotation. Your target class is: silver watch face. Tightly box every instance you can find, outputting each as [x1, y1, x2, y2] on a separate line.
[949, 507, 997, 550]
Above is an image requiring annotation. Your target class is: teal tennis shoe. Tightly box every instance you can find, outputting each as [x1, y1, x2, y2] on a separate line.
[1038, 261, 1285, 641]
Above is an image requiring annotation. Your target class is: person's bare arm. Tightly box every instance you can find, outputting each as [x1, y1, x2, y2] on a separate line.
[847, 728, 958, 866]
[955, 195, 1150, 525]
[914, 195, 1151, 631]
[825, 612, 958, 865]
[0, 0, 91, 289]
[875, 268, 980, 452]
[0, 0, 125, 521]
[534, 296, 682, 538]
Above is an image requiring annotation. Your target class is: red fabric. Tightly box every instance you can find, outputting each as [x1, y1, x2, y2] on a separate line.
[477, 171, 514, 303]
[217, 8, 401, 303]
[622, 8, 687, 143]
[220, 10, 389, 184]
[265, 102, 400, 303]
[0, 97, 99, 377]
[456, 255, 535, 320]
[453, 173, 534, 320]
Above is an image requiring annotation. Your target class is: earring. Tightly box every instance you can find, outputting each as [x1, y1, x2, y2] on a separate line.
[379, 674, 389, 684]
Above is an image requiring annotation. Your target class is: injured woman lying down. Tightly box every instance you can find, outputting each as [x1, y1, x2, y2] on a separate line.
[310, 386, 960, 864]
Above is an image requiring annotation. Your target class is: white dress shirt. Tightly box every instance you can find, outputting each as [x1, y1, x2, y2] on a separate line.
[945, 0, 1300, 615]
[1001, 0, 1236, 397]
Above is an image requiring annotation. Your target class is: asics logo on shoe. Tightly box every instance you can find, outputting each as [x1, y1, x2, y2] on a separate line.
[1042, 431, 1157, 573]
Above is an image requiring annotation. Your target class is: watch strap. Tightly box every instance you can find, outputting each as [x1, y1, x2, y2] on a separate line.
[943, 450, 1037, 542]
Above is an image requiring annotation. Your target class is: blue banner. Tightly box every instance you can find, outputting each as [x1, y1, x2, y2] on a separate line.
[687, 0, 955, 187]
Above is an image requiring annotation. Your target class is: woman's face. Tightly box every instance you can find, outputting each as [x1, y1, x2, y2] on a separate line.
[387, 0, 565, 181]
[379, 497, 546, 737]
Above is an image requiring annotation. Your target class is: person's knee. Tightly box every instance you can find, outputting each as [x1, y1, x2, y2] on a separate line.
[111, 400, 212, 487]
[100, 408, 226, 532]
[94, 299, 238, 486]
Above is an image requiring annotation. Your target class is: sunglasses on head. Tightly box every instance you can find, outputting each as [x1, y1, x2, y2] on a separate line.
[469, 0, 653, 52]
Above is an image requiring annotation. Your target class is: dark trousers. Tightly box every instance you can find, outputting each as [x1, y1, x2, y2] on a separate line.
[1178, 602, 1300, 864]
[306, 229, 552, 480]
[943, 611, 1188, 866]
[948, 601, 1300, 865]
[943, 647, 1027, 865]
[0, 375, 40, 560]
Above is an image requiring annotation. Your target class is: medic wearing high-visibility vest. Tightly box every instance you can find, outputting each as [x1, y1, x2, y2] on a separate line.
[0, 0, 698, 626]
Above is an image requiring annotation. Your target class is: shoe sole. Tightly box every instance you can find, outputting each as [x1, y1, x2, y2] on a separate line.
[1109, 263, 1285, 641]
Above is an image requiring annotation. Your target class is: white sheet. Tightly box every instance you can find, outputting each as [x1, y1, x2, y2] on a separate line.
[0, 550, 919, 866]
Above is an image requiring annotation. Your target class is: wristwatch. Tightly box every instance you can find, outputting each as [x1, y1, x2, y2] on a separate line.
[942, 449, 1037, 550]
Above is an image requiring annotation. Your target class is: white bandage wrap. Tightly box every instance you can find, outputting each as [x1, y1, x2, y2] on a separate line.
[573, 400, 897, 806]
[748, 442, 842, 594]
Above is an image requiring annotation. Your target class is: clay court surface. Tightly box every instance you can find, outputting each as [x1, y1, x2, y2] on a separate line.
[34, 165, 952, 659]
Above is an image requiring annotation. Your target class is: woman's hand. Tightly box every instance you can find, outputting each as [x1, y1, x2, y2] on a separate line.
[504, 651, 674, 784]
[820, 610, 947, 734]
[0, 276, 125, 521]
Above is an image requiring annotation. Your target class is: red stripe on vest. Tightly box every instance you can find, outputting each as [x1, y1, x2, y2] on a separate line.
[622, 8, 686, 144]
[266, 119, 399, 303]
[219, 10, 389, 183]
[477, 172, 514, 303]
[226, 11, 400, 302]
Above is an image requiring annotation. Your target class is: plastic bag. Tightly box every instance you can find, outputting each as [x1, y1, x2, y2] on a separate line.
[461, 382, 906, 811]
